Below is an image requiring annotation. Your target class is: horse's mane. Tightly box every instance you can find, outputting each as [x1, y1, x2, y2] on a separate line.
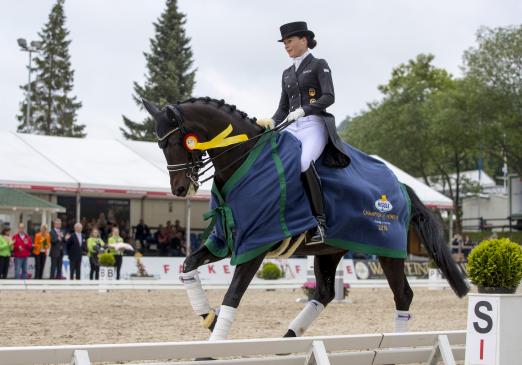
[179, 97, 257, 125]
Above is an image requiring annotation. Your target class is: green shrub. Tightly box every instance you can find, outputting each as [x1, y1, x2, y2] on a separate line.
[258, 262, 283, 280]
[99, 253, 115, 267]
[467, 238, 522, 290]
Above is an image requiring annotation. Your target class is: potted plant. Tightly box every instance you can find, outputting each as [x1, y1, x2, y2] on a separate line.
[256, 262, 284, 280]
[464, 238, 522, 363]
[467, 237, 522, 293]
[301, 281, 350, 300]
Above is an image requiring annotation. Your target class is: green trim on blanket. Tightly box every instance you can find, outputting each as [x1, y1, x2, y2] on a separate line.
[204, 235, 230, 258]
[230, 240, 280, 265]
[221, 132, 272, 199]
[325, 239, 407, 258]
[270, 134, 291, 237]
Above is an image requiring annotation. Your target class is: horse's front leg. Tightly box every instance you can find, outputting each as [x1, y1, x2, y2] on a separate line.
[284, 252, 345, 337]
[179, 245, 223, 331]
[209, 253, 265, 341]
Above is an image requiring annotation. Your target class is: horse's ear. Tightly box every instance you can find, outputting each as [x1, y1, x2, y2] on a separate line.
[142, 99, 160, 117]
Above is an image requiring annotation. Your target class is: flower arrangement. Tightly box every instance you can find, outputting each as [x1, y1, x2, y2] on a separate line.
[98, 252, 115, 267]
[301, 280, 350, 299]
[256, 262, 284, 280]
[130, 252, 154, 277]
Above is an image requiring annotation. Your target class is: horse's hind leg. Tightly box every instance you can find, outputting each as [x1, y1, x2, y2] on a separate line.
[379, 256, 413, 332]
[209, 253, 266, 341]
[179, 245, 222, 331]
[284, 251, 345, 337]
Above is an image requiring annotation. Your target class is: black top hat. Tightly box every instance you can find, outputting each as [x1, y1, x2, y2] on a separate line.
[278, 21, 315, 42]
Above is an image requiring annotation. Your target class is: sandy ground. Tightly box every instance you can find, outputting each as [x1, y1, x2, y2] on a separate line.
[0, 287, 470, 347]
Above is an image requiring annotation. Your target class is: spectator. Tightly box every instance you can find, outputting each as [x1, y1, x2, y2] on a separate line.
[108, 227, 124, 280]
[66, 223, 87, 280]
[50, 218, 65, 279]
[0, 227, 13, 279]
[170, 231, 186, 256]
[135, 219, 150, 248]
[87, 228, 105, 280]
[174, 219, 183, 234]
[33, 224, 50, 279]
[155, 225, 169, 256]
[12, 223, 33, 279]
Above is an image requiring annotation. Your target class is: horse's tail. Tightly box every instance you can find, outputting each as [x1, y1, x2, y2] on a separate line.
[404, 184, 469, 298]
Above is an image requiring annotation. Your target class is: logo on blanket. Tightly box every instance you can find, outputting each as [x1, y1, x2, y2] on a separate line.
[375, 195, 393, 212]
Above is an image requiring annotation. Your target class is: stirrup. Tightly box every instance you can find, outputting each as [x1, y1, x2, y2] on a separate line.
[307, 222, 326, 245]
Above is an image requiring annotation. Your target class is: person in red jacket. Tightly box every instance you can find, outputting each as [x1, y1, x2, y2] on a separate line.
[12, 223, 33, 279]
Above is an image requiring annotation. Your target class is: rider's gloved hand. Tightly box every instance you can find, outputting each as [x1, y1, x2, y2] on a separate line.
[256, 118, 275, 130]
[287, 108, 305, 122]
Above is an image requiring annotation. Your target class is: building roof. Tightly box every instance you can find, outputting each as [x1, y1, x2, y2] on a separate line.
[0, 187, 65, 212]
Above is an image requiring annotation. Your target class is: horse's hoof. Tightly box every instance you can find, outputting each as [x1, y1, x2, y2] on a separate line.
[195, 357, 215, 361]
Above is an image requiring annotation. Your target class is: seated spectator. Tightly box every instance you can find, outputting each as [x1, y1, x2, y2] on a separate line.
[155, 225, 169, 256]
[170, 231, 186, 257]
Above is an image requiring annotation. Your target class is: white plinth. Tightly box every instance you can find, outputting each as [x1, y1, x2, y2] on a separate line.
[98, 266, 115, 292]
[465, 292, 522, 365]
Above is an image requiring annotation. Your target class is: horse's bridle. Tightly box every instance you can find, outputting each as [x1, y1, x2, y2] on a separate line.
[157, 103, 292, 188]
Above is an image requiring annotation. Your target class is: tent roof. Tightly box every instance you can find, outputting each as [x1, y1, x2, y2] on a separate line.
[0, 131, 210, 199]
[0, 187, 65, 212]
[372, 155, 454, 209]
[1, 131, 449, 208]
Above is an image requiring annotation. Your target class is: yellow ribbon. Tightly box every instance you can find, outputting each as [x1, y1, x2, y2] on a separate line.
[190, 124, 248, 151]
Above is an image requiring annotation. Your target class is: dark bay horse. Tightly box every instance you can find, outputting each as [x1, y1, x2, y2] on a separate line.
[143, 97, 469, 341]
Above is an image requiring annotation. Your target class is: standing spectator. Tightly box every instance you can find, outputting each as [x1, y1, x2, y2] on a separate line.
[50, 218, 65, 279]
[66, 223, 86, 280]
[12, 223, 33, 279]
[135, 219, 150, 249]
[33, 224, 50, 279]
[0, 227, 13, 279]
[108, 227, 124, 280]
[87, 228, 105, 280]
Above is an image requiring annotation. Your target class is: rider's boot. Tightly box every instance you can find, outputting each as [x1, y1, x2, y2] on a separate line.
[302, 162, 326, 244]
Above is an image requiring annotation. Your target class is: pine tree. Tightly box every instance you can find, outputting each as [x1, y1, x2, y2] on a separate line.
[121, 0, 196, 141]
[17, 0, 84, 137]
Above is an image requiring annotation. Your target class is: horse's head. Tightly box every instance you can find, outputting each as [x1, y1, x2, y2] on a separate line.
[143, 99, 203, 197]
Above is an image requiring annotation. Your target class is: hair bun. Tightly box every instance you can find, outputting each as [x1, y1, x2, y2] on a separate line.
[307, 36, 317, 49]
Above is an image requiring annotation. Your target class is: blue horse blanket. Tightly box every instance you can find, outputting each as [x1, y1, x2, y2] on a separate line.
[204, 131, 411, 265]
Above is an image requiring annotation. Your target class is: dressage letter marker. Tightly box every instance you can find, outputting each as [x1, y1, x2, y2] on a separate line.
[465, 293, 522, 364]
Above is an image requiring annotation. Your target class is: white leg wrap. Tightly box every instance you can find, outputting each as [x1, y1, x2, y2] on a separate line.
[289, 300, 324, 336]
[394, 310, 412, 333]
[179, 269, 211, 316]
[209, 305, 236, 341]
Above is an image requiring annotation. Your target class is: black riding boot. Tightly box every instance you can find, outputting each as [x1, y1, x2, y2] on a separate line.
[302, 162, 327, 244]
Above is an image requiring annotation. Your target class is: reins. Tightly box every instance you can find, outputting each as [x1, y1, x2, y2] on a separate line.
[161, 102, 292, 187]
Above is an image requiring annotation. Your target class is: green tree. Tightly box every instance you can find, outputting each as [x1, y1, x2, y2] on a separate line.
[17, 0, 84, 137]
[343, 54, 453, 183]
[463, 25, 522, 175]
[121, 0, 196, 141]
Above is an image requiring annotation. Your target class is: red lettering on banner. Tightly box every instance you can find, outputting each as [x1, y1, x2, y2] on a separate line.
[346, 266, 353, 274]
[295, 265, 301, 274]
[480, 339, 484, 360]
[223, 265, 230, 274]
[208, 265, 216, 274]
[163, 264, 170, 274]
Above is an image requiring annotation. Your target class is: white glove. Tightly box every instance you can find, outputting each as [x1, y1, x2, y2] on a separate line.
[287, 108, 305, 122]
[256, 118, 275, 130]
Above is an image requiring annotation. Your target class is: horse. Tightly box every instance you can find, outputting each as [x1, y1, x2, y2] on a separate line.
[143, 97, 469, 341]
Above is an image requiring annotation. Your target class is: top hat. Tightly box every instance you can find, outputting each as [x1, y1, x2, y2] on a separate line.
[278, 21, 315, 42]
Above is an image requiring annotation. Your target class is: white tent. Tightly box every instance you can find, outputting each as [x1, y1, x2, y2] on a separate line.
[1, 131, 450, 209]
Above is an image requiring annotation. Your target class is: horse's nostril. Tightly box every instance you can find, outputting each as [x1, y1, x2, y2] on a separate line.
[176, 186, 186, 196]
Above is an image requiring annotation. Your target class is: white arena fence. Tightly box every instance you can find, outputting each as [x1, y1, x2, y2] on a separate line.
[0, 330, 465, 365]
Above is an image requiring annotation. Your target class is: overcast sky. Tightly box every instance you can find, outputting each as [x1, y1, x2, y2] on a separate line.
[1, 0, 520, 138]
